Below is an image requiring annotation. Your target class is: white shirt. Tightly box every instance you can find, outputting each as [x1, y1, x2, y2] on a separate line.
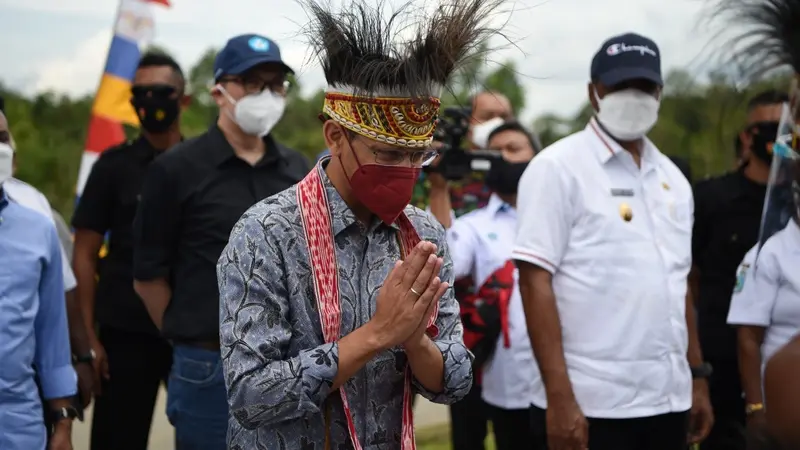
[728, 222, 800, 372]
[511, 119, 693, 419]
[4, 177, 77, 291]
[447, 194, 536, 410]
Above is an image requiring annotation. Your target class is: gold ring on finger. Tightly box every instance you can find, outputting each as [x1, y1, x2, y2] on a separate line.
[410, 287, 422, 297]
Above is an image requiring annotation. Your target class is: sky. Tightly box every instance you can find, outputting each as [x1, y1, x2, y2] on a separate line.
[0, 0, 727, 123]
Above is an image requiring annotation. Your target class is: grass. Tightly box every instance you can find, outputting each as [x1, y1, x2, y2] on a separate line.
[417, 423, 496, 450]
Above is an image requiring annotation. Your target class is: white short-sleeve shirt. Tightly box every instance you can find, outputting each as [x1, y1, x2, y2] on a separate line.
[728, 222, 800, 371]
[447, 194, 536, 410]
[511, 118, 693, 419]
[4, 177, 77, 291]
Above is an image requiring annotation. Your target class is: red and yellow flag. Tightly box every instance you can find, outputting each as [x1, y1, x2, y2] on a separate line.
[76, 0, 171, 198]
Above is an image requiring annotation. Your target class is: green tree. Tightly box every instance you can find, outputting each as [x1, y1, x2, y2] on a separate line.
[439, 42, 528, 113]
[532, 113, 570, 147]
[483, 61, 525, 114]
[441, 43, 490, 106]
[188, 47, 218, 106]
[1, 42, 794, 220]
[528, 74, 792, 178]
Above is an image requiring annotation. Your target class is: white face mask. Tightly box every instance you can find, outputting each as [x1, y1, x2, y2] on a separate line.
[219, 86, 286, 137]
[0, 143, 13, 185]
[470, 117, 504, 149]
[594, 88, 660, 140]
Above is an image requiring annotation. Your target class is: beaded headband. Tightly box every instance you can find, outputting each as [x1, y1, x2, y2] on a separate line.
[322, 92, 441, 148]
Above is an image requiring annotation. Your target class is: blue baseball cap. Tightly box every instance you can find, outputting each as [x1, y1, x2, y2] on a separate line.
[213, 34, 294, 81]
[591, 32, 662, 87]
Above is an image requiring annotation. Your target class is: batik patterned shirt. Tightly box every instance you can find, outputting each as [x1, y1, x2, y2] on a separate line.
[217, 163, 473, 450]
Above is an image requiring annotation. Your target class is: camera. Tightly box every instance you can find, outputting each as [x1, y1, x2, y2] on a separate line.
[427, 106, 503, 181]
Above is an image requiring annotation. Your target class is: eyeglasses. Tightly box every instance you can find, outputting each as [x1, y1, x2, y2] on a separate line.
[371, 148, 439, 167]
[219, 76, 290, 95]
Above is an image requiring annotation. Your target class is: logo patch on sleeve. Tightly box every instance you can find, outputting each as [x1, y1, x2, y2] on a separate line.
[733, 263, 750, 293]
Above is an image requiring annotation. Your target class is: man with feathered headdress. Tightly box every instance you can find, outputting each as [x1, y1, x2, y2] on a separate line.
[216, 0, 503, 448]
[709, 0, 800, 448]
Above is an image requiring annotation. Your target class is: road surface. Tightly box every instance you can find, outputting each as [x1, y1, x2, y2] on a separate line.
[72, 387, 450, 449]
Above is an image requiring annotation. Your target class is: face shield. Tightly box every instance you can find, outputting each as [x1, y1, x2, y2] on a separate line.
[0, 142, 13, 185]
[755, 95, 800, 268]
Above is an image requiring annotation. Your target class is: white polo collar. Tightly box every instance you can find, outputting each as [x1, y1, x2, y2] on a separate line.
[487, 193, 514, 216]
[585, 118, 658, 170]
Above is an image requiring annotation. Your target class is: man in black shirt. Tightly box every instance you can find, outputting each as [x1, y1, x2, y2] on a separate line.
[693, 89, 787, 450]
[132, 34, 309, 449]
[670, 155, 692, 181]
[72, 52, 188, 450]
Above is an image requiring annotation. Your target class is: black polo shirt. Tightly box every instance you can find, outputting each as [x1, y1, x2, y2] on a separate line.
[71, 137, 165, 335]
[132, 125, 310, 342]
[693, 169, 766, 361]
[668, 155, 692, 181]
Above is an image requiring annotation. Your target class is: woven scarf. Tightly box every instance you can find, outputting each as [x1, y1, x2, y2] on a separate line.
[296, 163, 439, 449]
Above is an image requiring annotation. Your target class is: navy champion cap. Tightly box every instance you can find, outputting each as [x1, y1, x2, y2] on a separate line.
[591, 32, 662, 87]
[213, 34, 294, 81]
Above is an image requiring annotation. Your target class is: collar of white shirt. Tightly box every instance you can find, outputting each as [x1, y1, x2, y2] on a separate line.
[586, 117, 658, 169]
[487, 193, 515, 217]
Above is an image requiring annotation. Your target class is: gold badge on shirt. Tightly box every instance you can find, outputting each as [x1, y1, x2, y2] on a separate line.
[619, 203, 633, 222]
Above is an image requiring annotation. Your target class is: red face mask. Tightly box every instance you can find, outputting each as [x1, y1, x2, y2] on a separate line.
[343, 144, 420, 225]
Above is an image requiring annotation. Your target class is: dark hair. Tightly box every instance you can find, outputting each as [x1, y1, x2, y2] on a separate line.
[748, 89, 789, 112]
[0, 95, 4, 114]
[137, 51, 185, 90]
[737, 89, 787, 159]
[487, 120, 542, 153]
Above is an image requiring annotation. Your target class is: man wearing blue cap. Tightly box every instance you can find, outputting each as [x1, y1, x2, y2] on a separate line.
[132, 34, 309, 450]
[512, 32, 714, 450]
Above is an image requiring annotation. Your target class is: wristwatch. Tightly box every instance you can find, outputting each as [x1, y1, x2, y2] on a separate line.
[50, 406, 80, 424]
[691, 362, 713, 379]
[73, 349, 96, 365]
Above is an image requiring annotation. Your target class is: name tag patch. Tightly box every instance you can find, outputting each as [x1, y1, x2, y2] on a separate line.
[610, 188, 634, 197]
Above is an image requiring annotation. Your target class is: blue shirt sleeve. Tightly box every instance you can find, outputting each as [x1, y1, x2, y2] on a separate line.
[34, 223, 77, 400]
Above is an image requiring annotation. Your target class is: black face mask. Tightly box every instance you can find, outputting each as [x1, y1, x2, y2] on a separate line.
[485, 159, 529, 195]
[130, 94, 180, 133]
[748, 121, 780, 163]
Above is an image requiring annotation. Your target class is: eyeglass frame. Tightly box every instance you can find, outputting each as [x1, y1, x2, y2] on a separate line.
[366, 147, 440, 167]
[217, 75, 291, 95]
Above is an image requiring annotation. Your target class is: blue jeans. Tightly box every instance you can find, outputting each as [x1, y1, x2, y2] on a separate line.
[166, 345, 229, 450]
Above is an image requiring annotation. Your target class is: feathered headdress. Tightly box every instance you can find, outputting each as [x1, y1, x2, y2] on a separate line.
[710, 0, 800, 118]
[710, 0, 800, 79]
[710, 0, 800, 256]
[298, 0, 504, 148]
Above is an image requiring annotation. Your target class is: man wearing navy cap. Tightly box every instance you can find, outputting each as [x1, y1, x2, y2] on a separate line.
[132, 34, 309, 449]
[513, 32, 714, 450]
